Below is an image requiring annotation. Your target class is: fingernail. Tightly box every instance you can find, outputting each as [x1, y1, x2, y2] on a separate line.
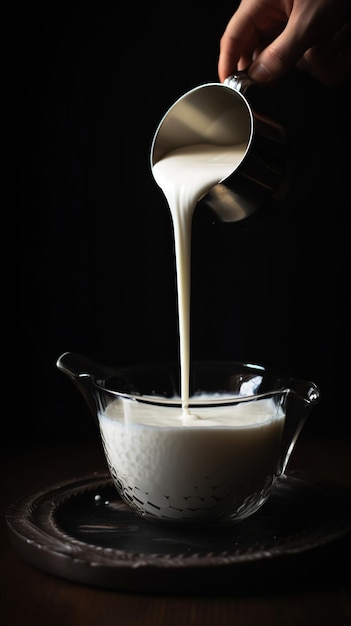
[249, 63, 272, 83]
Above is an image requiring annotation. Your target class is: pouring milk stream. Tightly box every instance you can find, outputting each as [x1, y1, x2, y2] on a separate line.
[150, 76, 288, 424]
[152, 143, 246, 420]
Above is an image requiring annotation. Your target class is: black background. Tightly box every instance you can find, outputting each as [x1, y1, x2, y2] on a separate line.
[17, 1, 349, 444]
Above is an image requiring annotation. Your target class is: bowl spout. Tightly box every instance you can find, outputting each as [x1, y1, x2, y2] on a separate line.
[56, 352, 115, 420]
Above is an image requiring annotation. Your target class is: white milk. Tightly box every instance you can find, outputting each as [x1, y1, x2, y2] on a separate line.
[152, 143, 247, 415]
[97, 139, 286, 523]
[99, 396, 284, 521]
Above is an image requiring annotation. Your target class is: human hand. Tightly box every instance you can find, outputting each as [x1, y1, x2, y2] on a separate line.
[218, 0, 351, 87]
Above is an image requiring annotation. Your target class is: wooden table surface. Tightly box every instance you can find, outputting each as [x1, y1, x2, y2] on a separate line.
[1, 437, 350, 626]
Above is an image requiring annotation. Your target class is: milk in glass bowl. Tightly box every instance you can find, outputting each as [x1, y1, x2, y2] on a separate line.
[57, 354, 319, 527]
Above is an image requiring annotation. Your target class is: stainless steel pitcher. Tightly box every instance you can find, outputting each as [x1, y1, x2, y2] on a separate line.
[150, 72, 289, 222]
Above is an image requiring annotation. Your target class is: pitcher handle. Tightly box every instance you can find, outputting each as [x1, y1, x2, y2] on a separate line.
[224, 71, 254, 95]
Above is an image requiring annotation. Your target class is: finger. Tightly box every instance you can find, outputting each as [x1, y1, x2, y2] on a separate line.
[248, 16, 312, 84]
[218, 12, 261, 82]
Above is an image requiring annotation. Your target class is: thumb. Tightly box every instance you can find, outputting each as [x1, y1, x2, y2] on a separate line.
[249, 22, 310, 84]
